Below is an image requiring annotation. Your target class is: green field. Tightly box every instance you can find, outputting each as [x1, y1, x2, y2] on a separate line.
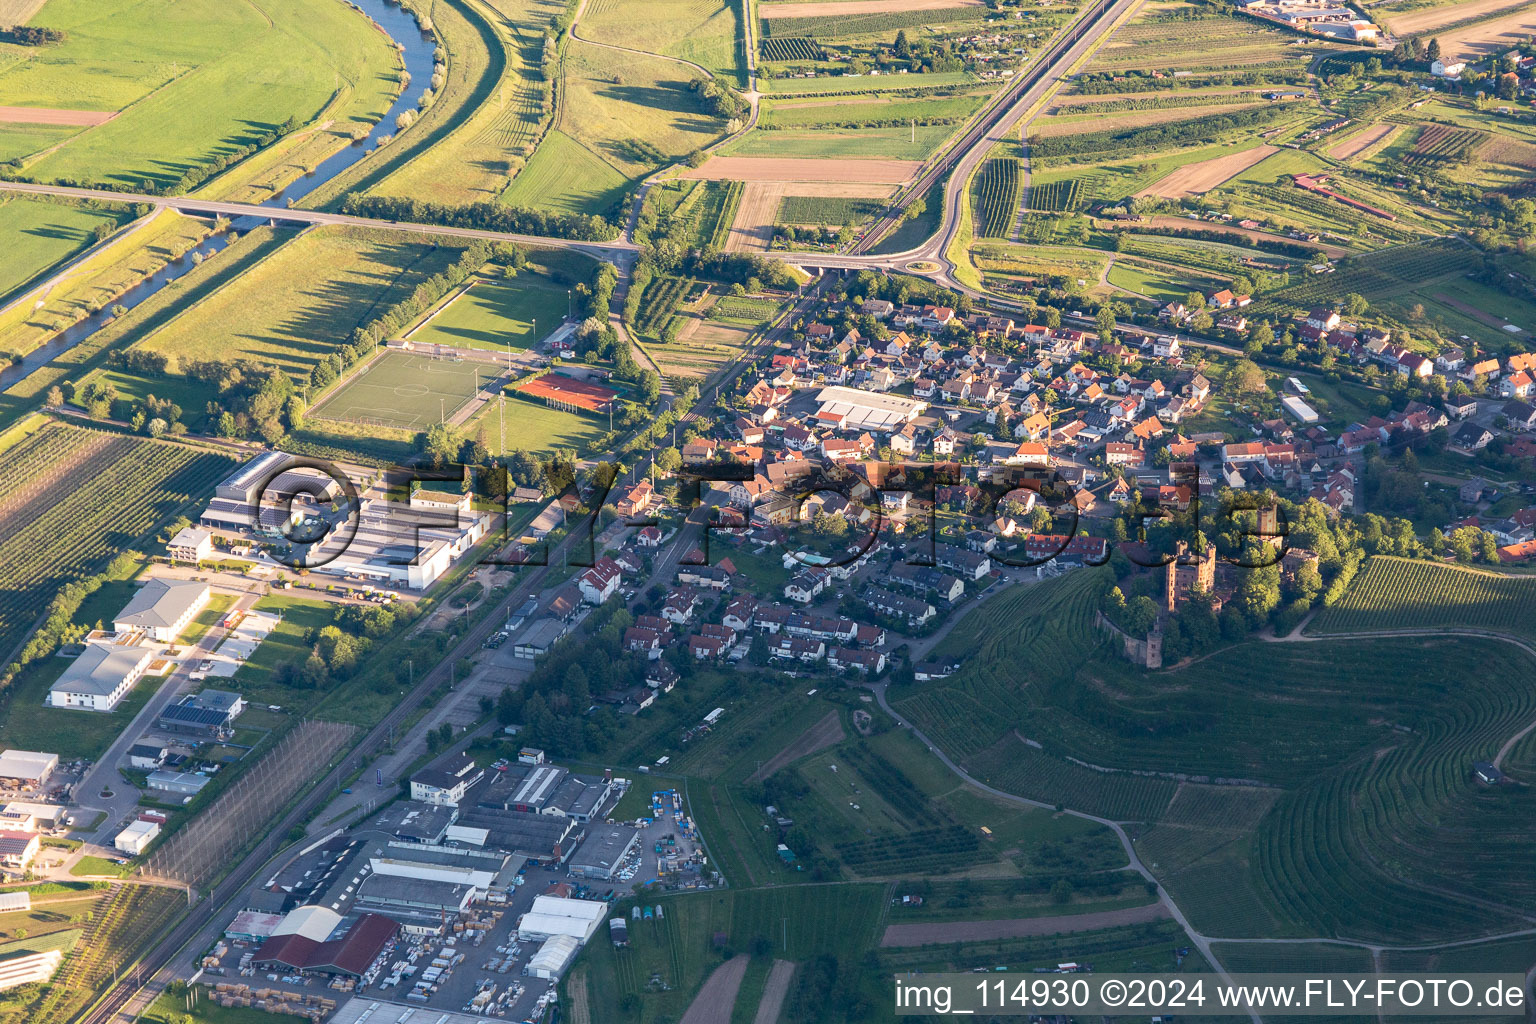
[777, 195, 883, 226]
[405, 274, 569, 353]
[502, 42, 721, 215]
[0, 198, 130, 304]
[582, 0, 745, 83]
[3, 0, 399, 192]
[473, 393, 612, 456]
[229, 594, 338, 713]
[0, 211, 212, 359]
[311, 350, 491, 432]
[580, 884, 885, 1024]
[1309, 556, 1536, 640]
[758, 91, 985, 129]
[132, 227, 468, 379]
[723, 124, 952, 159]
[367, 0, 564, 206]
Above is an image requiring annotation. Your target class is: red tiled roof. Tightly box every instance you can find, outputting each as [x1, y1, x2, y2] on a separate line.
[255, 913, 398, 977]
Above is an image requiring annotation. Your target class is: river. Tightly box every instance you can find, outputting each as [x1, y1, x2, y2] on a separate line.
[0, 0, 437, 393]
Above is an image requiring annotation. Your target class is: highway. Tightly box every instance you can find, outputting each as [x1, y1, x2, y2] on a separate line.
[849, 0, 1142, 264]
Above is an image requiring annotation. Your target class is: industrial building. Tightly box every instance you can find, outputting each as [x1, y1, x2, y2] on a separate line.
[448, 807, 578, 863]
[198, 452, 486, 590]
[254, 910, 399, 978]
[527, 934, 581, 979]
[49, 644, 153, 712]
[813, 386, 927, 433]
[371, 802, 457, 845]
[472, 761, 614, 822]
[0, 752, 56, 788]
[147, 770, 211, 798]
[114, 819, 160, 856]
[112, 579, 210, 641]
[513, 618, 568, 660]
[569, 826, 640, 880]
[158, 689, 246, 739]
[515, 896, 606, 943]
[225, 910, 285, 942]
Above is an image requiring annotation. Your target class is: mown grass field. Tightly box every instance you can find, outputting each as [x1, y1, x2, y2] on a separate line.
[0, 198, 130, 304]
[580, 884, 884, 1024]
[470, 393, 612, 456]
[1308, 556, 1536, 641]
[3, 0, 398, 192]
[406, 272, 570, 353]
[132, 227, 468, 379]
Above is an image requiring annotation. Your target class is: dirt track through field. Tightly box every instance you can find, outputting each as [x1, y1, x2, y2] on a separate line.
[1434, 292, 1522, 331]
[724, 180, 895, 252]
[1328, 123, 1398, 161]
[880, 902, 1170, 946]
[682, 156, 922, 184]
[680, 955, 751, 1024]
[0, 106, 116, 127]
[747, 710, 845, 781]
[753, 960, 798, 1024]
[760, 0, 981, 16]
[1136, 144, 1276, 198]
[1382, 0, 1528, 35]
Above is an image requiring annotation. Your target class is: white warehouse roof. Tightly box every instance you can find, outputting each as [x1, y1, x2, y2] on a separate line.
[814, 386, 927, 432]
[271, 904, 343, 943]
[0, 752, 56, 783]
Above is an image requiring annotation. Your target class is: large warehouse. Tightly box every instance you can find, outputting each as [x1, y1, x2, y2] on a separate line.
[49, 645, 154, 712]
[515, 896, 606, 943]
[569, 826, 640, 881]
[112, 579, 210, 642]
[254, 911, 398, 978]
[813, 386, 927, 433]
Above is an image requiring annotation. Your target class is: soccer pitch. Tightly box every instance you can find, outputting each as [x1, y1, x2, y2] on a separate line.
[310, 350, 492, 431]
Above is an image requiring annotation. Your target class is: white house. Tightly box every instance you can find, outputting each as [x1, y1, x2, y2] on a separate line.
[1431, 59, 1465, 78]
[578, 557, 623, 605]
[112, 580, 210, 642]
[49, 645, 153, 712]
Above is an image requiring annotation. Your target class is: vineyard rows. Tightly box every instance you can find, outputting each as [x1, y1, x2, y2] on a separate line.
[707, 181, 743, 251]
[1028, 178, 1080, 212]
[0, 425, 234, 659]
[761, 37, 822, 62]
[764, 5, 987, 39]
[1406, 124, 1487, 168]
[834, 824, 982, 875]
[974, 158, 1020, 238]
[1308, 555, 1536, 641]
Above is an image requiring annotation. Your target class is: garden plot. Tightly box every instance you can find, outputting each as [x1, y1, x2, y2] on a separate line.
[1136, 145, 1277, 199]
[724, 180, 892, 251]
